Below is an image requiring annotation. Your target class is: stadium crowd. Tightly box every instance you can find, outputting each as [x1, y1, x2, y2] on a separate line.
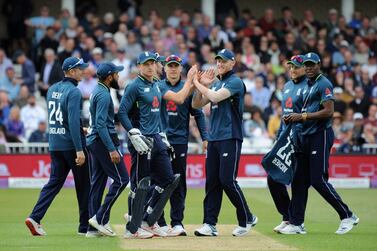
[0, 2, 377, 153]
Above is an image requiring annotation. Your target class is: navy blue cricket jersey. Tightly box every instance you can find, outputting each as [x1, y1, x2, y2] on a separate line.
[301, 74, 334, 135]
[86, 82, 117, 151]
[159, 78, 208, 144]
[207, 71, 245, 142]
[276, 76, 307, 138]
[118, 75, 162, 135]
[47, 77, 84, 151]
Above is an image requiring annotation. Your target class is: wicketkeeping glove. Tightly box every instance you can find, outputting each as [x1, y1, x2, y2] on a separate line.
[128, 128, 153, 154]
[159, 132, 175, 160]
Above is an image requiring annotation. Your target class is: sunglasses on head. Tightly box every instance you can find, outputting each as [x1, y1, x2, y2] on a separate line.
[290, 55, 303, 63]
[166, 55, 182, 63]
[68, 58, 84, 71]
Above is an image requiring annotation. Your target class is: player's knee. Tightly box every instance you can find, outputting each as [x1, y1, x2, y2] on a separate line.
[219, 177, 236, 190]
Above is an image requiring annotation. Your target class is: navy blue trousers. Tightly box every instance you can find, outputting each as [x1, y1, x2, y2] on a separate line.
[127, 134, 175, 220]
[87, 139, 129, 227]
[289, 128, 353, 225]
[157, 144, 188, 227]
[203, 139, 253, 227]
[267, 175, 290, 222]
[29, 148, 90, 233]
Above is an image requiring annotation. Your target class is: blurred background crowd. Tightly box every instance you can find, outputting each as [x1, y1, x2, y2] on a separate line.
[0, 0, 377, 154]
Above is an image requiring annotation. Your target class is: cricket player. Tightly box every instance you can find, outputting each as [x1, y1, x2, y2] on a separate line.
[281, 52, 359, 234]
[25, 57, 90, 236]
[118, 52, 196, 238]
[157, 55, 208, 236]
[267, 55, 308, 233]
[192, 49, 257, 237]
[86, 62, 130, 237]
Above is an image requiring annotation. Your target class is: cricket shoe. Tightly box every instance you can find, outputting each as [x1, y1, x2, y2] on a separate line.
[141, 221, 167, 237]
[124, 227, 154, 239]
[194, 223, 218, 236]
[88, 216, 116, 237]
[85, 231, 103, 238]
[25, 217, 46, 236]
[335, 214, 359, 234]
[167, 225, 187, 237]
[273, 221, 290, 233]
[278, 224, 307, 234]
[232, 215, 258, 237]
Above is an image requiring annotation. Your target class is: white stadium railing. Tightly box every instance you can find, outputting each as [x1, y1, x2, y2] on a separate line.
[2, 142, 377, 155]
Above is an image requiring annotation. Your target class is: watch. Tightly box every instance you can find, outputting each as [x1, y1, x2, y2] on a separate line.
[302, 112, 308, 121]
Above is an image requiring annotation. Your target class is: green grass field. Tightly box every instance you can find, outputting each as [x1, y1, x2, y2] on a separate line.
[0, 188, 376, 251]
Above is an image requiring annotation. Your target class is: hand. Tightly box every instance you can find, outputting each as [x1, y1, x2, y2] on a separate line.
[159, 132, 175, 160]
[128, 128, 151, 154]
[187, 64, 198, 81]
[284, 113, 303, 124]
[202, 140, 208, 153]
[109, 150, 120, 164]
[75, 151, 85, 166]
[199, 69, 216, 86]
[83, 127, 88, 135]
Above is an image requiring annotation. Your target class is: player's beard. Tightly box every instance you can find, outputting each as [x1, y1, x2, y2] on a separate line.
[110, 79, 120, 89]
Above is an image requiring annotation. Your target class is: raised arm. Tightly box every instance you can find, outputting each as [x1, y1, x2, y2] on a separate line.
[162, 65, 197, 104]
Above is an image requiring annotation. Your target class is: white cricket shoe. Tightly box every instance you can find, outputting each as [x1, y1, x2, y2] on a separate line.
[278, 224, 307, 234]
[335, 214, 359, 234]
[124, 227, 154, 239]
[232, 215, 258, 237]
[160, 225, 170, 234]
[167, 225, 187, 237]
[88, 216, 116, 237]
[25, 218, 46, 236]
[273, 221, 290, 233]
[85, 231, 103, 238]
[194, 223, 218, 236]
[141, 221, 167, 237]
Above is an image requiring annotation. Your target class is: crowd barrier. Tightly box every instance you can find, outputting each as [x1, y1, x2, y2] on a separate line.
[0, 154, 375, 189]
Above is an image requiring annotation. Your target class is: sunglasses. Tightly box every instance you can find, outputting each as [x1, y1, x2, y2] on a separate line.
[290, 55, 303, 63]
[68, 58, 84, 71]
[166, 55, 182, 63]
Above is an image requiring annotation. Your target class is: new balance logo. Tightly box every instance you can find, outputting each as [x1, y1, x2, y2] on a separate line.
[312, 151, 317, 155]
[223, 153, 228, 157]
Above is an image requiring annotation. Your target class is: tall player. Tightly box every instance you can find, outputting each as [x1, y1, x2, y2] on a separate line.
[192, 49, 257, 237]
[25, 57, 90, 236]
[281, 52, 359, 234]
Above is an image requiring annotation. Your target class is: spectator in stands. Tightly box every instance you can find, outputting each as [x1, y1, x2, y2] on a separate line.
[365, 104, 377, 130]
[258, 8, 276, 33]
[20, 94, 47, 139]
[77, 66, 97, 99]
[244, 107, 267, 139]
[0, 49, 13, 79]
[24, 5, 55, 44]
[39, 27, 59, 56]
[28, 120, 48, 143]
[112, 48, 131, 87]
[5, 106, 24, 140]
[333, 87, 347, 114]
[0, 67, 20, 102]
[58, 38, 76, 64]
[203, 25, 228, 52]
[350, 86, 370, 117]
[0, 90, 11, 124]
[362, 123, 377, 144]
[90, 47, 104, 69]
[250, 76, 271, 110]
[38, 49, 64, 98]
[13, 85, 29, 108]
[332, 111, 343, 141]
[267, 104, 282, 140]
[13, 50, 36, 93]
[124, 31, 142, 60]
[197, 15, 213, 43]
